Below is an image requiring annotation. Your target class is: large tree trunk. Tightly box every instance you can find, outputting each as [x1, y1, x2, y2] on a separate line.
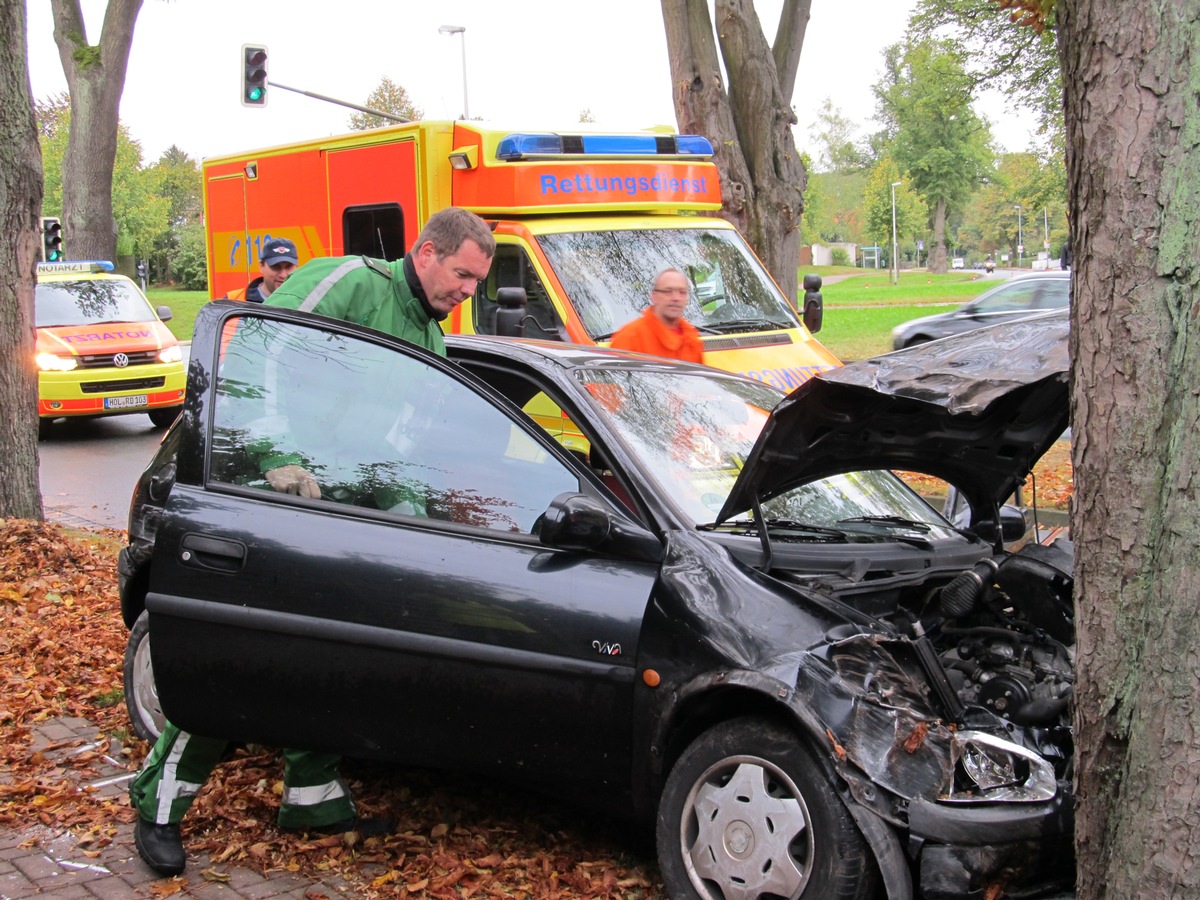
[0, 0, 46, 520]
[929, 197, 948, 273]
[660, 0, 811, 308]
[51, 0, 142, 261]
[1060, 1, 1200, 896]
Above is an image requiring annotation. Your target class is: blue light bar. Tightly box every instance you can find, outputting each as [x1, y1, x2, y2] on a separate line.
[495, 133, 714, 161]
[36, 260, 114, 273]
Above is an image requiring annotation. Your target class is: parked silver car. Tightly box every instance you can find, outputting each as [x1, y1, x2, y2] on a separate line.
[893, 271, 1070, 349]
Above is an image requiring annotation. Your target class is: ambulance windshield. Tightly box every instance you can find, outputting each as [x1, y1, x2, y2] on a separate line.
[536, 227, 801, 341]
[35, 279, 157, 328]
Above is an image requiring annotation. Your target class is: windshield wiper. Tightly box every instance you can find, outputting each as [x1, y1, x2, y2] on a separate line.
[704, 316, 791, 332]
[701, 518, 848, 542]
[837, 515, 933, 532]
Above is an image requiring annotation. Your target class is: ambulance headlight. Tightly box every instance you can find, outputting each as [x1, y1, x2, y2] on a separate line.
[158, 345, 183, 364]
[36, 352, 78, 372]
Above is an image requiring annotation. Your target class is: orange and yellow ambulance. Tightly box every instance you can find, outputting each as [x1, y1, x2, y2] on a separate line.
[35, 261, 186, 435]
[203, 120, 839, 389]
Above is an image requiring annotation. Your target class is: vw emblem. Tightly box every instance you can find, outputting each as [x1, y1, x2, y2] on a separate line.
[113, 352, 130, 368]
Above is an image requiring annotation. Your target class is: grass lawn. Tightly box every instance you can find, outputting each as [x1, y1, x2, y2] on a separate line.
[816, 304, 957, 361]
[147, 286, 210, 342]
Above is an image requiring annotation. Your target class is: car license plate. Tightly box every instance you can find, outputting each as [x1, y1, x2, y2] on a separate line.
[104, 395, 148, 410]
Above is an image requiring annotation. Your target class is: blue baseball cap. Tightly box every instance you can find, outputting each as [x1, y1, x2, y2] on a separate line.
[260, 238, 298, 266]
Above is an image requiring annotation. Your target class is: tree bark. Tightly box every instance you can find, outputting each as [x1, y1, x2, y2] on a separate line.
[0, 0, 46, 520]
[51, 0, 143, 261]
[1060, 1, 1200, 896]
[660, 0, 810, 308]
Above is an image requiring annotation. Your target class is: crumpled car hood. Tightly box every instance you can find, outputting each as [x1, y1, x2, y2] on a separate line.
[719, 311, 1070, 522]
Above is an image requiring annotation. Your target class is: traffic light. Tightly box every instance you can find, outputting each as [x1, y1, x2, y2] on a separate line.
[41, 217, 63, 261]
[241, 44, 268, 107]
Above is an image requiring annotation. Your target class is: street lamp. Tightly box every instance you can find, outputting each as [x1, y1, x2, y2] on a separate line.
[891, 181, 902, 285]
[1014, 204, 1024, 269]
[438, 25, 469, 119]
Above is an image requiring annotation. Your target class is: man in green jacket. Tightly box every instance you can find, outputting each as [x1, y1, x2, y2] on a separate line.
[130, 207, 495, 877]
[258, 206, 496, 497]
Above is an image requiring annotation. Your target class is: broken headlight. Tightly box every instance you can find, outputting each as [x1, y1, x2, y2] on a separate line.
[941, 730, 1057, 803]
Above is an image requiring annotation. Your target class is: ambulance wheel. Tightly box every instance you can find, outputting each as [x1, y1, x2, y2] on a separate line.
[38, 418, 53, 440]
[123, 611, 165, 741]
[148, 406, 181, 429]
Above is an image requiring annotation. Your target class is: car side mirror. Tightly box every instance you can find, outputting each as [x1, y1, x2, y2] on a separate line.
[970, 504, 1030, 545]
[156, 305, 174, 323]
[539, 492, 662, 562]
[494, 287, 528, 338]
[801, 274, 823, 334]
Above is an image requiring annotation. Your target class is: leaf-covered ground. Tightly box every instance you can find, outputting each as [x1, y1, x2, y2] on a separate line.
[898, 440, 1074, 511]
[0, 518, 664, 898]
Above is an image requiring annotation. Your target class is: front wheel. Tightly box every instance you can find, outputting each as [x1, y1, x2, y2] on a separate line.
[657, 717, 878, 900]
[148, 406, 182, 429]
[123, 611, 165, 741]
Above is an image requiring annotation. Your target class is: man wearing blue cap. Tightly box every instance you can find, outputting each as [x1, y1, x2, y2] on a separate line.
[230, 237, 298, 302]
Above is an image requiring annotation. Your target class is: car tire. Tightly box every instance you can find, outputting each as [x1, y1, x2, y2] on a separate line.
[38, 418, 52, 440]
[902, 336, 931, 349]
[123, 611, 165, 741]
[148, 406, 181, 429]
[657, 717, 877, 900]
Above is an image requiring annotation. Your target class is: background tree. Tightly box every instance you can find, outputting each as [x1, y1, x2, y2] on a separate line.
[0, 0, 45, 520]
[809, 98, 868, 174]
[862, 156, 927, 268]
[348, 76, 423, 131]
[874, 38, 994, 272]
[912, 0, 1063, 151]
[50, 0, 144, 261]
[1058, 0, 1200, 895]
[660, 0, 810, 306]
[37, 97, 170, 267]
[145, 145, 202, 283]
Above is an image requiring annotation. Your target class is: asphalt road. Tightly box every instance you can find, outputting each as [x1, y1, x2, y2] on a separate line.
[38, 413, 168, 531]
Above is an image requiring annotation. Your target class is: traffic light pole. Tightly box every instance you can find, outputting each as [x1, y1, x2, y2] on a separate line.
[268, 82, 408, 122]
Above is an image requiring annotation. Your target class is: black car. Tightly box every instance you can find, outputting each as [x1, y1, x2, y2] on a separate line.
[892, 271, 1071, 349]
[119, 301, 1075, 900]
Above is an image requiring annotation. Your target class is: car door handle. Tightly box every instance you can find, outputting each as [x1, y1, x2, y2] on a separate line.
[180, 533, 246, 573]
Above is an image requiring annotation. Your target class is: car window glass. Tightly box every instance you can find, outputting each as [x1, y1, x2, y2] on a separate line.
[209, 315, 580, 533]
[1039, 280, 1070, 308]
[576, 367, 777, 522]
[975, 282, 1039, 314]
[35, 279, 156, 327]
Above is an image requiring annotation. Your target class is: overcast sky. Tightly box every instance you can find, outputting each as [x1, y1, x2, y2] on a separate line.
[24, 0, 1034, 165]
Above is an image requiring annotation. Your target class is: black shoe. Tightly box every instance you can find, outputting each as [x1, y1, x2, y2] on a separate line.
[286, 815, 393, 838]
[134, 818, 185, 876]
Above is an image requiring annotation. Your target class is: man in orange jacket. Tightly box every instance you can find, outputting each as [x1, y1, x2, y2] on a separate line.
[610, 267, 704, 363]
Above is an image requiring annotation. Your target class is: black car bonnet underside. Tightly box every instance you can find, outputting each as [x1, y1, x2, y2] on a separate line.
[719, 311, 1070, 522]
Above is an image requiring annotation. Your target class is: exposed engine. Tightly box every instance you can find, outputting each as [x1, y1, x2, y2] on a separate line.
[918, 539, 1075, 728]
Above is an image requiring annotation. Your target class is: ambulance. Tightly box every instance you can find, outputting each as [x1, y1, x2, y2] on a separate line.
[203, 120, 839, 389]
[35, 261, 186, 436]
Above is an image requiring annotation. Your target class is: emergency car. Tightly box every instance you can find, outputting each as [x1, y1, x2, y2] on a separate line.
[35, 261, 186, 435]
[203, 121, 840, 390]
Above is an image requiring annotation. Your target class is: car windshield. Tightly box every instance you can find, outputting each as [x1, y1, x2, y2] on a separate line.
[574, 366, 954, 533]
[36, 279, 156, 328]
[537, 227, 800, 341]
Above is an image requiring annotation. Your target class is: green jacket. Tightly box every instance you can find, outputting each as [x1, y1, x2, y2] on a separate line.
[267, 255, 445, 355]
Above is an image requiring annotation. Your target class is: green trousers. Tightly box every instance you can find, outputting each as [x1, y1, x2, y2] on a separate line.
[129, 721, 354, 829]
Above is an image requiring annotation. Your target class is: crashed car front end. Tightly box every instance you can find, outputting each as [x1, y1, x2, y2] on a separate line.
[799, 542, 1075, 898]
[705, 313, 1076, 897]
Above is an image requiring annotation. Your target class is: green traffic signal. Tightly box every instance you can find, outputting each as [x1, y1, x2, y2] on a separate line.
[241, 44, 268, 107]
[41, 217, 63, 261]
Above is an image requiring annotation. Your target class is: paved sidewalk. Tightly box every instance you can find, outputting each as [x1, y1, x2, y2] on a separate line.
[0, 717, 356, 899]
